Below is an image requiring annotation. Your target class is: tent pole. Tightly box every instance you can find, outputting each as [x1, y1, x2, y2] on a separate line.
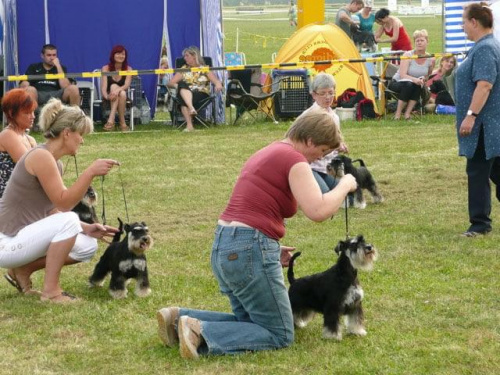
[236, 28, 239, 53]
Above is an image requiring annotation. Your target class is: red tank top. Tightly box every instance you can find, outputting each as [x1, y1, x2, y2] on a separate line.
[385, 25, 412, 51]
[220, 141, 307, 239]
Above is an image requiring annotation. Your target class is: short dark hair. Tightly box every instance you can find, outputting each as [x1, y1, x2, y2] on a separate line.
[41, 44, 57, 54]
[375, 8, 390, 21]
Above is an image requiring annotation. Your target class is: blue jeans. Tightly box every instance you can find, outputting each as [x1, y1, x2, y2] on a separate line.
[178, 225, 294, 355]
[312, 170, 338, 193]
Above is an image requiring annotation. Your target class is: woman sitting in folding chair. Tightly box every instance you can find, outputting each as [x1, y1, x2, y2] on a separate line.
[101, 45, 133, 132]
[387, 29, 435, 120]
[168, 46, 223, 132]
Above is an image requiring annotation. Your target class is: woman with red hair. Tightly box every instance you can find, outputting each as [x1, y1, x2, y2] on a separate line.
[0, 88, 38, 198]
[101, 45, 132, 131]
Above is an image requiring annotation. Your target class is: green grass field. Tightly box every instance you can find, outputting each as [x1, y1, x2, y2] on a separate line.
[1, 8, 499, 375]
[1, 117, 499, 374]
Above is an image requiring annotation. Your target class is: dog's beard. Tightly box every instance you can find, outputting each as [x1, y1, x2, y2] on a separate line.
[81, 196, 96, 207]
[347, 245, 377, 271]
[128, 235, 153, 254]
[327, 164, 345, 178]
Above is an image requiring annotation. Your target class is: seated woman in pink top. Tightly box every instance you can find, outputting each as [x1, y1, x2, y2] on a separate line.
[157, 108, 357, 359]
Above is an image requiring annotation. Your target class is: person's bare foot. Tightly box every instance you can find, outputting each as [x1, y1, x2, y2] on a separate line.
[41, 291, 79, 303]
[4, 268, 40, 295]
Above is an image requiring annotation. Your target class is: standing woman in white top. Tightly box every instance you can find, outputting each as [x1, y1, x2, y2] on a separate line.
[388, 29, 435, 120]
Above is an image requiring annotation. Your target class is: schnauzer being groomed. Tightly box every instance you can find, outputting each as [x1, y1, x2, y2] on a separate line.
[327, 155, 383, 209]
[287, 235, 377, 340]
[350, 25, 377, 52]
[89, 218, 153, 299]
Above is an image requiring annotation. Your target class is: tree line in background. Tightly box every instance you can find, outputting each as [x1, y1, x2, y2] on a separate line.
[223, 0, 345, 7]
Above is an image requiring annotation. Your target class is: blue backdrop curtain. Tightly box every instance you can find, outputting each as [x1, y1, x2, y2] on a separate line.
[3, 0, 224, 121]
[9, 0, 163, 114]
[166, 0, 200, 65]
[201, 0, 224, 124]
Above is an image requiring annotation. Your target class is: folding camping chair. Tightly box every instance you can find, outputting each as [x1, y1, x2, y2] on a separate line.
[169, 56, 217, 128]
[373, 62, 426, 118]
[92, 70, 136, 130]
[226, 68, 279, 124]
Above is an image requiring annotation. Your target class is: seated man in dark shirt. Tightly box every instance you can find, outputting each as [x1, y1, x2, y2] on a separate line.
[20, 44, 80, 106]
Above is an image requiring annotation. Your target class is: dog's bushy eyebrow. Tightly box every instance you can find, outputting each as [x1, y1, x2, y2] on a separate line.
[132, 226, 148, 231]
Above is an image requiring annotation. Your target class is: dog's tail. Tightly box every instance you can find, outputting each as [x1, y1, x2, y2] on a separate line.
[112, 217, 124, 243]
[287, 252, 302, 285]
[352, 159, 366, 167]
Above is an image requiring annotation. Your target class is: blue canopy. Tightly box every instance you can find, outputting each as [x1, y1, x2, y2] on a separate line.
[2, 0, 224, 122]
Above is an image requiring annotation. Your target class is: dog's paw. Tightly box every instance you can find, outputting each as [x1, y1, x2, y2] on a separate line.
[372, 195, 384, 203]
[294, 319, 308, 328]
[348, 327, 367, 336]
[135, 287, 151, 298]
[88, 279, 104, 288]
[354, 201, 367, 209]
[109, 289, 128, 299]
[322, 327, 342, 341]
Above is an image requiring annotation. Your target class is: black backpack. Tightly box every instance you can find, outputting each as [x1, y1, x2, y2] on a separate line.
[356, 98, 377, 120]
[336, 88, 357, 108]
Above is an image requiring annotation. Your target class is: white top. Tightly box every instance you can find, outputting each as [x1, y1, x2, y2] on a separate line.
[393, 50, 433, 82]
[304, 102, 341, 174]
[492, 1, 500, 44]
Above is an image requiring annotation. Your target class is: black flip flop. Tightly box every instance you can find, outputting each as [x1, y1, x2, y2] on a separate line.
[4, 273, 23, 293]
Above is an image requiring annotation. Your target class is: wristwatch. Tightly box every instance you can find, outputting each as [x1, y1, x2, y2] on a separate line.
[467, 110, 478, 117]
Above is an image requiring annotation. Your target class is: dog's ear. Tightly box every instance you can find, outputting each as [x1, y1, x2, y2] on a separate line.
[334, 241, 346, 254]
[356, 234, 364, 243]
[141, 221, 147, 227]
[124, 223, 131, 233]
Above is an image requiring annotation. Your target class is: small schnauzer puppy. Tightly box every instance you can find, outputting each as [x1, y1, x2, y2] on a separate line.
[327, 155, 383, 209]
[350, 25, 377, 53]
[72, 186, 98, 224]
[89, 218, 153, 299]
[287, 235, 377, 340]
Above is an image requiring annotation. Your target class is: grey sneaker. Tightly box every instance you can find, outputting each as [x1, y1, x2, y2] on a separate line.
[178, 316, 202, 359]
[157, 307, 180, 347]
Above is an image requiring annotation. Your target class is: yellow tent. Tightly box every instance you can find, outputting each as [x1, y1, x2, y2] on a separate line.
[275, 23, 378, 113]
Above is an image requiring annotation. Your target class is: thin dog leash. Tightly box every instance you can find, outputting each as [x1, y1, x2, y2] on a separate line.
[71, 156, 129, 225]
[344, 192, 350, 240]
[70, 155, 107, 225]
[331, 160, 350, 240]
[117, 165, 130, 224]
[100, 165, 129, 225]
[100, 176, 107, 225]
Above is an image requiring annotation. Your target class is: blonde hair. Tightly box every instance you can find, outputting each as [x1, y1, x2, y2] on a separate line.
[438, 55, 457, 73]
[39, 98, 93, 139]
[181, 46, 205, 66]
[413, 29, 429, 41]
[285, 107, 342, 149]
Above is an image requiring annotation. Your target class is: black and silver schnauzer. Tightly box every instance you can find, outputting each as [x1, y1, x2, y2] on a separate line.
[327, 155, 383, 209]
[350, 24, 377, 53]
[89, 218, 153, 299]
[287, 235, 378, 340]
[72, 186, 98, 224]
